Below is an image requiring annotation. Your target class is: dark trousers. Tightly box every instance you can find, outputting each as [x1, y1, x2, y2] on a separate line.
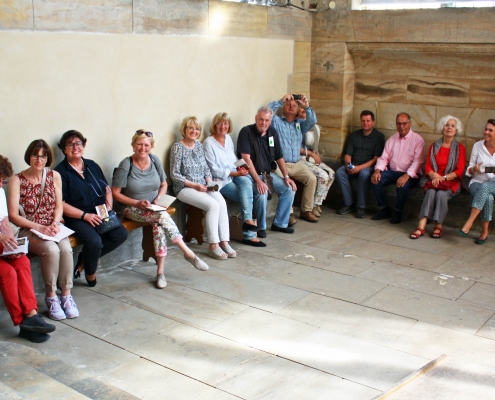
[65, 218, 128, 275]
[372, 170, 419, 212]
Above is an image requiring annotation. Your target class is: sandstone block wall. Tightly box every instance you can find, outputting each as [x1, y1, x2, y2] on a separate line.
[312, 8, 495, 162]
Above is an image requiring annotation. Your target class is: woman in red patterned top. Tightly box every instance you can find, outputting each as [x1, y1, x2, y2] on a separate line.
[410, 116, 466, 239]
[8, 140, 79, 321]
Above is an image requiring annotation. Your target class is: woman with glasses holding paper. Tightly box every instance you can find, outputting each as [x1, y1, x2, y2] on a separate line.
[111, 130, 208, 289]
[1, 155, 56, 343]
[54, 130, 128, 287]
[8, 140, 79, 320]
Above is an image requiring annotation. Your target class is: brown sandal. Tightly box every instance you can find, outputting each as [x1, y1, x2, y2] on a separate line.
[432, 227, 443, 239]
[410, 227, 425, 239]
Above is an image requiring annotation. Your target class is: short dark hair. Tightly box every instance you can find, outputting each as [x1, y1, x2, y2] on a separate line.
[0, 155, 13, 178]
[57, 130, 87, 153]
[360, 110, 375, 121]
[487, 119, 495, 127]
[24, 139, 53, 167]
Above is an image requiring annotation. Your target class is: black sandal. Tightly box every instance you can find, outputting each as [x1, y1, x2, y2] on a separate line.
[73, 253, 83, 279]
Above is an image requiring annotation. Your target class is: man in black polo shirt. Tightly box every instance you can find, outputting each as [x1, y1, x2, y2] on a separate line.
[335, 110, 385, 218]
[237, 106, 297, 238]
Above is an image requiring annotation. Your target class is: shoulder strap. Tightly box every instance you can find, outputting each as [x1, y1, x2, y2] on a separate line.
[128, 154, 157, 179]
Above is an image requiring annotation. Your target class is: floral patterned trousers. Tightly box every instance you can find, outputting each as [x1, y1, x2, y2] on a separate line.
[122, 206, 182, 257]
[300, 158, 335, 206]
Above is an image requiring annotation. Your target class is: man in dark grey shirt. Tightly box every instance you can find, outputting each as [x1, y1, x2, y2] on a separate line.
[335, 110, 385, 218]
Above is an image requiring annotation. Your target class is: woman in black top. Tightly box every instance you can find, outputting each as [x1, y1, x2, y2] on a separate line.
[54, 130, 127, 287]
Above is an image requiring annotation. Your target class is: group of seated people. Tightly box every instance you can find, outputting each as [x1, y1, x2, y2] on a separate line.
[0, 93, 331, 343]
[1, 95, 494, 344]
[335, 111, 495, 244]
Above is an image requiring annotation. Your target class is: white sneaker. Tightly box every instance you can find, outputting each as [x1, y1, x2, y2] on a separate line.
[61, 295, 79, 319]
[45, 297, 66, 321]
[155, 273, 167, 289]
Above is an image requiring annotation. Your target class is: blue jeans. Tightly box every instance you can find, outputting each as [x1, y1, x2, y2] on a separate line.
[372, 170, 419, 212]
[220, 176, 257, 240]
[335, 165, 373, 209]
[64, 217, 128, 276]
[251, 173, 295, 229]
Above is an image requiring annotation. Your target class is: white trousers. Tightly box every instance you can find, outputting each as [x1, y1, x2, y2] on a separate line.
[177, 188, 230, 244]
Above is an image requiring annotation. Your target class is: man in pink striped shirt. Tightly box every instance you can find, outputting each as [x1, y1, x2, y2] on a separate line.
[371, 112, 425, 224]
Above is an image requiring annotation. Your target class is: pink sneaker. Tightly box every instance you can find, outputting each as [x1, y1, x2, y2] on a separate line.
[45, 297, 66, 321]
[61, 295, 79, 319]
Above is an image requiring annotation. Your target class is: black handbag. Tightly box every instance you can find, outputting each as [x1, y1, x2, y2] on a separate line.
[95, 209, 121, 235]
[87, 166, 123, 235]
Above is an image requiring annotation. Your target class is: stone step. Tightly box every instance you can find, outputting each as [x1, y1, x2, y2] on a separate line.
[0, 341, 139, 400]
[0, 381, 28, 400]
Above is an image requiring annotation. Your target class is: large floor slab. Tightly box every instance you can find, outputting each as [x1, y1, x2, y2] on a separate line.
[165, 265, 309, 313]
[277, 293, 416, 345]
[265, 263, 386, 303]
[457, 282, 495, 311]
[346, 241, 451, 271]
[356, 263, 474, 300]
[362, 286, 493, 334]
[215, 352, 380, 400]
[100, 358, 217, 400]
[119, 283, 248, 329]
[208, 307, 318, 355]
[276, 328, 428, 391]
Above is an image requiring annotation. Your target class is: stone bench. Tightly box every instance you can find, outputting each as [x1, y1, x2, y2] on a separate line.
[323, 159, 492, 231]
[17, 207, 177, 296]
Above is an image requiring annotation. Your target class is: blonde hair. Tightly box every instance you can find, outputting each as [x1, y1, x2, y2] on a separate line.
[132, 129, 155, 147]
[180, 116, 203, 138]
[209, 112, 233, 135]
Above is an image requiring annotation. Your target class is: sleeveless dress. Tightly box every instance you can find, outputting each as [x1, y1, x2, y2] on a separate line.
[17, 169, 56, 226]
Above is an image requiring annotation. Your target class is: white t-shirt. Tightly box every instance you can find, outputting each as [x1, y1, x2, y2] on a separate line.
[0, 188, 7, 222]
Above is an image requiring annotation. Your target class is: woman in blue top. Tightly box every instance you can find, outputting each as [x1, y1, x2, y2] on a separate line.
[55, 130, 128, 287]
[112, 130, 208, 289]
[203, 112, 265, 247]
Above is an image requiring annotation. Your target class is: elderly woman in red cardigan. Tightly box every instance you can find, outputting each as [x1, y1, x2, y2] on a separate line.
[410, 115, 466, 239]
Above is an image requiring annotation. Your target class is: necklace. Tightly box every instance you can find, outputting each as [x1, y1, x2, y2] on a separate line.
[68, 159, 85, 176]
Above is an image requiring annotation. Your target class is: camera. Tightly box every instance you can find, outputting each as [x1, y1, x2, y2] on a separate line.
[293, 94, 302, 100]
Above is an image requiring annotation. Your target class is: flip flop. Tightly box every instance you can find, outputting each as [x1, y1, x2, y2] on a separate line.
[410, 227, 425, 239]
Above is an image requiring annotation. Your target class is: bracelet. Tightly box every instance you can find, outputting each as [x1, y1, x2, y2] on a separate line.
[284, 175, 289, 179]
[81, 212, 86, 220]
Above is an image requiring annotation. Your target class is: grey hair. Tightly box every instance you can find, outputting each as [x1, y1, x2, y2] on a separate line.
[396, 112, 411, 121]
[435, 115, 463, 136]
[257, 106, 273, 117]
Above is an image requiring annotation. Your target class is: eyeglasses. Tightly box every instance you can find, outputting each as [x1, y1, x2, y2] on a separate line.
[31, 154, 48, 161]
[66, 141, 83, 149]
[135, 131, 153, 137]
[396, 121, 411, 126]
[90, 179, 111, 198]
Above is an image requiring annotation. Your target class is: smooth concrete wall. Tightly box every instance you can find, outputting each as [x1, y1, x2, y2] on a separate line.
[0, 31, 293, 180]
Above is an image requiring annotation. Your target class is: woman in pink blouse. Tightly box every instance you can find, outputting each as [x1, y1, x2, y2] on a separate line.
[410, 116, 465, 239]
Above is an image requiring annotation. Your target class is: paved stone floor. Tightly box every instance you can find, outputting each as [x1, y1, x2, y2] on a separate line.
[1, 207, 495, 399]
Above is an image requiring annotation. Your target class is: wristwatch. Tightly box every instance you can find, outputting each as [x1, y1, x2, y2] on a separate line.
[284, 175, 289, 179]
[443, 175, 447, 180]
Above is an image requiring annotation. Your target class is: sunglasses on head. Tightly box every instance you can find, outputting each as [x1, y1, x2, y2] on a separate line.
[135, 131, 153, 137]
